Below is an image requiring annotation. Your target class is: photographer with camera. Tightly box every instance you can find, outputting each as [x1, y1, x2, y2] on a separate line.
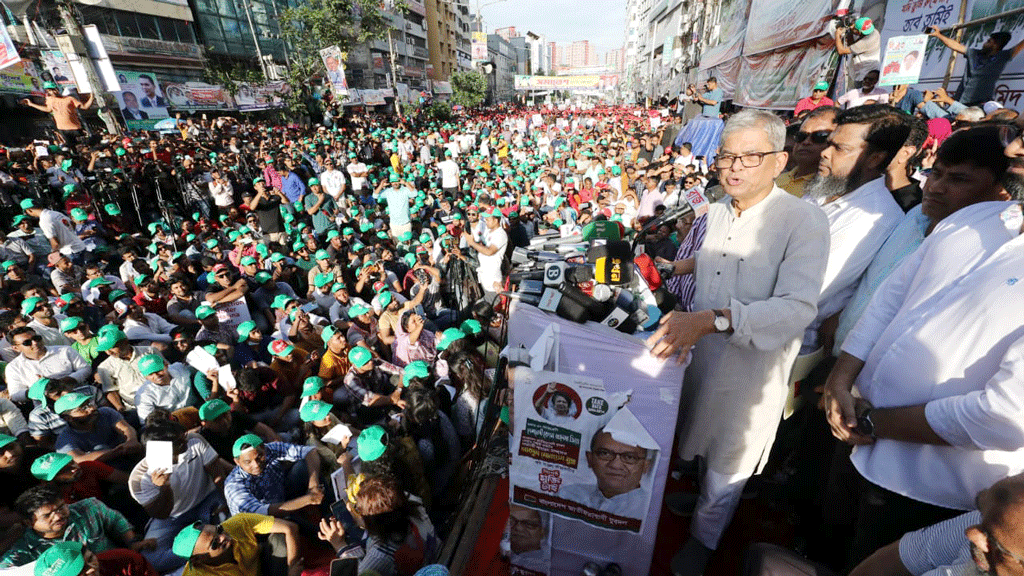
[835, 16, 882, 90]
[685, 78, 723, 118]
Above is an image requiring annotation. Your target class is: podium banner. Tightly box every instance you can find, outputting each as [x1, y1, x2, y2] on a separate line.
[507, 304, 687, 576]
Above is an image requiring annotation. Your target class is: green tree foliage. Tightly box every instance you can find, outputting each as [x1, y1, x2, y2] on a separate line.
[451, 70, 487, 109]
[278, 0, 395, 115]
[202, 58, 264, 97]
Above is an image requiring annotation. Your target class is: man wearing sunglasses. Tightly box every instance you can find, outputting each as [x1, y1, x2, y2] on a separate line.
[173, 513, 302, 576]
[794, 81, 836, 117]
[778, 107, 839, 197]
[5, 326, 91, 404]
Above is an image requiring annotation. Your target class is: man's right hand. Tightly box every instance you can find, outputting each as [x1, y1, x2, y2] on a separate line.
[149, 469, 171, 487]
[822, 373, 860, 443]
[19, 99, 30, 106]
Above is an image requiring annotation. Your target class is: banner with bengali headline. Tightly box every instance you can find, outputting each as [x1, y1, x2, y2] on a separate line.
[743, 0, 838, 56]
[734, 37, 837, 109]
[514, 75, 619, 91]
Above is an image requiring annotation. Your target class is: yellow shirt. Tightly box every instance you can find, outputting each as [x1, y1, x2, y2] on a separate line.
[183, 513, 276, 576]
[318, 348, 351, 382]
[776, 169, 813, 198]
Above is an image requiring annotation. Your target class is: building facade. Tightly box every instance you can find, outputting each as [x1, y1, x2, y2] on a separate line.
[425, 0, 460, 81]
[486, 33, 515, 103]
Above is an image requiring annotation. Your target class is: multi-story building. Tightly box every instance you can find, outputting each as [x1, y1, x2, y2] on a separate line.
[358, 1, 430, 92]
[494, 26, 517, 41]
[508, 35, 530, 75]
[569, 40, 594, 69]
[186, 0, 292, 71]
[605, 47, 625, 72]
[486, 33, 516, 102]
[526, 31, 548, 75]
[452, 0, 473, 71]
[425, 0, 460, 81]
[547, 42, 559, 72]
[625, 0, 705, 101]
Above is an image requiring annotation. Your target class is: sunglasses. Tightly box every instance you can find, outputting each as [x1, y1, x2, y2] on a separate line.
[16, 335, 42, 346]
[998, 124, 1024, 148]
[794, 130, 832, 145]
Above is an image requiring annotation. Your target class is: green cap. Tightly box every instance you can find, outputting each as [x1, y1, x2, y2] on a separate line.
[34, 541, 85, 576]
[205, 239, 219, 249]
[104, 203, 121, 216]
[460, 319, 482, 335]
[172, 523, 203, 558]
[326, 230, 340, 241]
[378, 291, 393, 308]
[20, 198, 36, 210]
[437, 327, 465, 351]
[315, 249, 330, 261]
[108, 290, 127, 302]
[28, 377, 51, 401]
[240, 256, 257, 266]
[342, 227, 354, 236]
[320, 325, 337, 344]
[357, 425, 388, 462]
[227, 230, 240, 242]
[255, 271, 272, 284]
[301, 376, 324, 397]
[138, 353, 165, 376]
[12, 215, 27, 226]
[21, 296, 45, 316]
[300, 400, 332, 422]
[398, 231, 413, 242]
[487, 208, 502, 219]
[59, 316, 84, 333]
[195, 305, 216, 320]
[269, 253, 286, 263]
[95, 328, 126, 351]
[232, 433, 264, 458]
[236, 320, 257, 342]
[419, 233, 432, 244]
[348, 303, 370, 318]
[271, 295, 294, 310]
[0, 434, 16, 450]
[402, 360, 429, 387]
[308, 177, 320, 186]
[813, 81, 830, 91]
[314, 272, 334, 288]
[31, 452, 74, 481]
[42, 81, 59, 90]
[54, 392, 91, 414]
[348, 346, 372, 367]
[88, 277, 114, 288]
[70, 208, 88, 222]
[199, 398, 231, 422]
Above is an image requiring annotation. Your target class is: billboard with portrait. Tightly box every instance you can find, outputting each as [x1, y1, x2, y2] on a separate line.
[114, 69, 169, 130]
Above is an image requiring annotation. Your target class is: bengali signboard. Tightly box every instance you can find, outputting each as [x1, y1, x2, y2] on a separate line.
[235, 81, 289, 111]
[162, 81, 234, 111]
[879, 34, 929, 85]
[0, 60, 43, 95]
[880, 0, 963, 89]
[514, 75, 620, 91]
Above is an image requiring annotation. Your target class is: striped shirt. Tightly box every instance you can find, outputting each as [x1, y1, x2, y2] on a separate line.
[898, 511, 978, 576]
[666, 214, 708, 311]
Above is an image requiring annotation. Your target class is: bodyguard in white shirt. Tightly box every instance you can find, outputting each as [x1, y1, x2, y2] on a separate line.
[823, 130, 1024, 562]
[319, 157, 347, 204]
[801, 105, 906, 353]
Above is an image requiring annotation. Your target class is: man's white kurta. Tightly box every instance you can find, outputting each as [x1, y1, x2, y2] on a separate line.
[678, 185, 830, 475]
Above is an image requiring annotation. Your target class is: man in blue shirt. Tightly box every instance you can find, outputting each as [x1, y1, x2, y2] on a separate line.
[280, 165, 306, 204]
[689, 77, 723, 117]
[373, 174, 418, 240]
[223, 434, 324, 517]
[929, 28, 1024, 105]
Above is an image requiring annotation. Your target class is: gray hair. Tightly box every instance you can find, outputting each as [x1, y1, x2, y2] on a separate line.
[721, 109, 786, 151]
[959, 106, 985, 122]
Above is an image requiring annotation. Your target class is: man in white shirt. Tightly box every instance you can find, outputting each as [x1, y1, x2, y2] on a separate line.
[836, 70, 890, 109]
[20, 199, 86, 262]
[133, 354, 194, 422]
[801, 105, 906, 353]
[461, 208, 507, 296]
[129, 417, 230, 573]
[648, 110, 829, 576]
[95, 327, 156, 411]
[5, 326, 91, 403]
[319, 157, 347, 204]
[438, 150, 460, 195]
[208, 170, 234, 214]
[346, 154, 368, 195]
[823, 190, 1024, 563]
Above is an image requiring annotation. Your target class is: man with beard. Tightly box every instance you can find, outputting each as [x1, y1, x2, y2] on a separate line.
[801, 105, 905, 356]
[95, 327, 155, 413]
[777, 107, 839, 197]
[53, 392, 141, 471]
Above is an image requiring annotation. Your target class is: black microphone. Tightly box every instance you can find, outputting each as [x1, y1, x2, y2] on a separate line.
[632, 202, 695, 251]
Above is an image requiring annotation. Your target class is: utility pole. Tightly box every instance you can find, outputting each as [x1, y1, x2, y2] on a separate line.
[387, 27, 403, 117]
[55, 0, 120, 134]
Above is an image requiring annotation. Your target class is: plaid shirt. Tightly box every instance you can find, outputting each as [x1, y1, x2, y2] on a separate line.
[0, 498, 132, 567]
[27, 385, 100, 439]
[224, 441, 312, 516]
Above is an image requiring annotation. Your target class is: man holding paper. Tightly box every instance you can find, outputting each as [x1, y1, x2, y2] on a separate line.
[128, 418, 233, 573]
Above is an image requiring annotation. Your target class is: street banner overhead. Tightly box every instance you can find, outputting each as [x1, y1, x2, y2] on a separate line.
[514, 75, 620, 91]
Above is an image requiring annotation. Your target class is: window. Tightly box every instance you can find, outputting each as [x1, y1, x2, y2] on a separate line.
[175, 20, 197, 43]
[158, 17, 178, 41]
[221, 17, 243, 41]
[137, 14, 161, 39]
[115, 11, 140, 37]
[199, 15, 224, 40]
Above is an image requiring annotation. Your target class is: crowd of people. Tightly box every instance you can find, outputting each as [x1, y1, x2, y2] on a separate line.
[1, 27, 1024, 576]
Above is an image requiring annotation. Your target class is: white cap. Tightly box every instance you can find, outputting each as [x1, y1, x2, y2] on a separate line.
[983, 101, 1005, 115]
[601, 407, 658, 451]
